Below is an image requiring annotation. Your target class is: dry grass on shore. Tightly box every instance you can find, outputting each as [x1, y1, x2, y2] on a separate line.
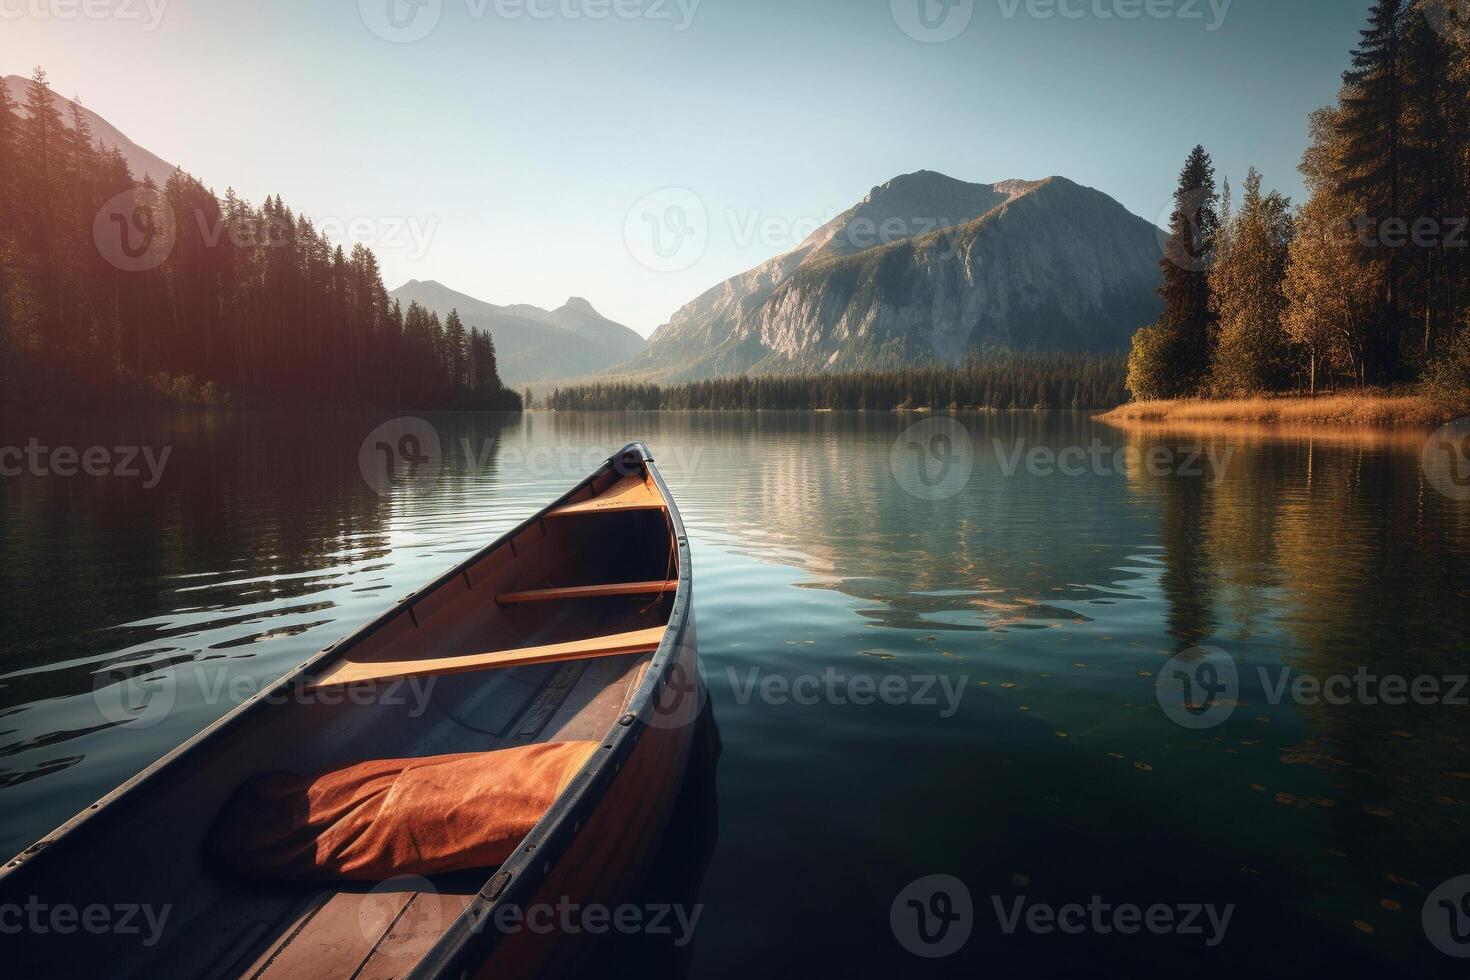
[1097, 391, 1452, 427]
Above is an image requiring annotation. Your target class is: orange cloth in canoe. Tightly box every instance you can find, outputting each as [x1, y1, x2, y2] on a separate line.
[215, 741, 598, 881]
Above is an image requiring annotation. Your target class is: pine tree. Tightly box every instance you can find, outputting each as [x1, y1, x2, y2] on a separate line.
[1400, 3, 1459, 356]
[444, 308, 467, 399]
[21, 68, 66, 362]
[1337, 0, 1408, 379]
[0, 79, 16, 389]
[1128, 146, 1220, 399]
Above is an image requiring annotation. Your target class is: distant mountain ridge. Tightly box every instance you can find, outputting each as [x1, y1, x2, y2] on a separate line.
[389, 280, 646, 385]
[627, 171, 1165, 380]
[3, 74, 180, 186]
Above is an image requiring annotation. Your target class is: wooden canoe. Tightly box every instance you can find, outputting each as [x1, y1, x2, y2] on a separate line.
[0, 442, 702, 979]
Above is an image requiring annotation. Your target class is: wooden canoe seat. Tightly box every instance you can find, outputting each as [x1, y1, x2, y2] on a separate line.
[496, 581, 678, 604]
[306, 626, 666, 691]
[546, 473, 666, 517]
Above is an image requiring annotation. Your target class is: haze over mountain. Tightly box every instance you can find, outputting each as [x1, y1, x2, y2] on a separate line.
[626, 171, 1165, 381]
[389, 280, 646, 385]
[4, 75, 180, 186]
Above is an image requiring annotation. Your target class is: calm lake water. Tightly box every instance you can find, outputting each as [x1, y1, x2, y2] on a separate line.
[2, 410, 1469, 977]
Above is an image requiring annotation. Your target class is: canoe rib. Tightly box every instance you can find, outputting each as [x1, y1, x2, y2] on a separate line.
[497, 581, 679, 604]
[546, 473, 666, 517]
[305, 626, 666, 691]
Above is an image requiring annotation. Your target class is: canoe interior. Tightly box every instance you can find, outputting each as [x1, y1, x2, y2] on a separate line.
[2, 457, 684, 979]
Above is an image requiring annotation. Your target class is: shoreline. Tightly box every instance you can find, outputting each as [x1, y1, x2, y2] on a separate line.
[1096, 392, 1453, 428]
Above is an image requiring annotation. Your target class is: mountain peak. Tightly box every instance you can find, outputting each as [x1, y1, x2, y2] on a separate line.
[561, 296, 599, 316]
[389, 279, 644, 384]
[631, 170, 1164, 380]
[864, 170, 970, 204]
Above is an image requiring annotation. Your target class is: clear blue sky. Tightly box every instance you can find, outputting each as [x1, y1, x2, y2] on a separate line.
[3, 0, 1374, 334]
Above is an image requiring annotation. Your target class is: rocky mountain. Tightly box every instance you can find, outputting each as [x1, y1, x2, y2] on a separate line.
[628, 171, 1164, 380]
[4, 75, 180, 185]
[389, 280, 646, 385]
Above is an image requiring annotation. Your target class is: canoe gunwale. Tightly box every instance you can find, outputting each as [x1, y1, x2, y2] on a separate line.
[0, 441, 695, 964]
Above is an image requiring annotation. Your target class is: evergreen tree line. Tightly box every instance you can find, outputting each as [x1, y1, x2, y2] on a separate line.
[1128, 0, 1470, 405]
[545, 354, 1127, 411]
[0, 68, 519, 410]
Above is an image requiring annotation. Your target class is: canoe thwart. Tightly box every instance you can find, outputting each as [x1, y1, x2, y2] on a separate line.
[496, 581, 679, 604]
[306, 626, 667, 691]
[546, 473, 666, 517]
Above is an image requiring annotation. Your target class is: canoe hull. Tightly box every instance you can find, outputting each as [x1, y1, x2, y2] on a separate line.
[467, 616, 701, 979]
[0, 443, 700, 980]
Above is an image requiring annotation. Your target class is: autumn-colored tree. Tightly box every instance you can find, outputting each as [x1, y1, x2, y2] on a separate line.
[1282, 192, 1379, 391]
[1209, 170, 1295, 395]
[1124, 323, 1175, 401]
